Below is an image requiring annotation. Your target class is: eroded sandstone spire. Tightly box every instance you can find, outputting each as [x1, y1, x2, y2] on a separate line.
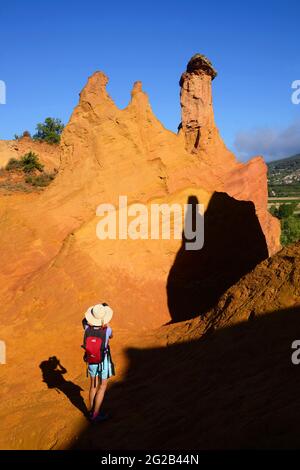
[180, 54, 218, 153]
[79, 71, 115, 109]
[129, 80, 152, 114]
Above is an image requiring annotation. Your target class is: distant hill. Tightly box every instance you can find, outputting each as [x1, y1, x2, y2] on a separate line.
[268, 153, 300, 171]
[267, 153, 300, 196]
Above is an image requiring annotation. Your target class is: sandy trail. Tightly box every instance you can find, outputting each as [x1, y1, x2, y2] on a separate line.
[0, 323, 167, 450]
[2, 300, 300, 450]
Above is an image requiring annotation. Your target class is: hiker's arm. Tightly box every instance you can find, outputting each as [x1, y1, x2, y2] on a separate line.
[83, 328, 88, 348]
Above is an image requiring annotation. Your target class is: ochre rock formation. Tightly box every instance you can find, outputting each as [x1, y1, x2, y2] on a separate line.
[180, 54, 218, 153]
[179, 53, 280, 256]
[179, 53, 232, 163]
[0, 54, 283, 449]
[0, 55, 280, 331]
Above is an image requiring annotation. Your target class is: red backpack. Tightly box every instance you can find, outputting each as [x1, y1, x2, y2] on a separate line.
[83, 326, 107, 364]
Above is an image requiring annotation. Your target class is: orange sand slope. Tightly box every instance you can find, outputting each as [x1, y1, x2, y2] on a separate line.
[0, 242, 299, 449]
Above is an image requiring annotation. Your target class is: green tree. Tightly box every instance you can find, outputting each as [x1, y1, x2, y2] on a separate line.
[20, 152, 44, 173]
[33, 117, 64, 144]
[269, 202, 300, 246]
[277, 203, 297, 219]
[269, 205, 279, 218]
[281, 216, 300, 246]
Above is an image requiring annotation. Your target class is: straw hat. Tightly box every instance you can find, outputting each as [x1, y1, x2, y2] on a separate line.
[85, 303, 113, 327]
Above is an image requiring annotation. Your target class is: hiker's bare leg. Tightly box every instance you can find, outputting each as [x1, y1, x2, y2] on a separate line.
[93, 379, 108, 416]
[89, 375, 99, 411]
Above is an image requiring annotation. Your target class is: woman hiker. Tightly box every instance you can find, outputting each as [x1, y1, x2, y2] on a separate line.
[82, 302, 115, 423]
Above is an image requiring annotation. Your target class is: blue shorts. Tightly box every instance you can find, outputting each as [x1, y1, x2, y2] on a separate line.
[88, 354, 114, 380]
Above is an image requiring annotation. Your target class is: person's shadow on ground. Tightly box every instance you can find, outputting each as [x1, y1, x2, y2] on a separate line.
[39, 356, 88, 418]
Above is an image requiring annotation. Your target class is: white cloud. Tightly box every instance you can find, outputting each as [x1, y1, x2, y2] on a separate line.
[234, 119, 300, 162]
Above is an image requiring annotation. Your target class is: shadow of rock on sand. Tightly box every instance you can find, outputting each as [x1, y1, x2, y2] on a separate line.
[167, 192, 269, 323]
[71, 306, 300, 450]
[39, 356, 88, 418]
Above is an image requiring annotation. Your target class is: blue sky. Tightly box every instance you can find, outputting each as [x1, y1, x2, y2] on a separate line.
[0, 0, 299, 161]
